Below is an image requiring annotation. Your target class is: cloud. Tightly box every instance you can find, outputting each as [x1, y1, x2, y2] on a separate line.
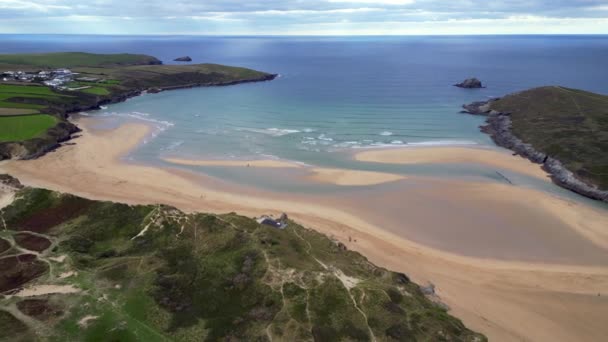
[0, 0, 607, 34]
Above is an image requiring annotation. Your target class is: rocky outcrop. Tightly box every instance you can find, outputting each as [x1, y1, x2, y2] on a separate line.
[173, 56, 192, 62]
[455, 78, 484, 89]
[461, 101, 608, 202]
[0, 121, 80, 161]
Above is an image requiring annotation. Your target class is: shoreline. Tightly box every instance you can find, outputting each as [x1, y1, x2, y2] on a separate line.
[2, 117, 608, 341]
[462, 99, 608, 202]
[353, 145, 551, 181]
[0, 69, 277, 162]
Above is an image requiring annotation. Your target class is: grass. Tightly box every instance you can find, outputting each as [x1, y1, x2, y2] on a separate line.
[0, 84, 68, 114]
[81, 87, 110, 96]
[0, 114, 57, 142]
[0, 84, 62, 96]
[0, 108, 39, 116]
[0, 187, 486, 341]
[491, 86, 608, 190]
[0, 52, 161, 68]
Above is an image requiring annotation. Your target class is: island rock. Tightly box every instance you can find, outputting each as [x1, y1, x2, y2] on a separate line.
[454, 78, 484, 89]
[173, 56, 192, 62]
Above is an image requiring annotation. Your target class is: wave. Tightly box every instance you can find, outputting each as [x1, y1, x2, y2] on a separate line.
[161, 140, 185, 151]
[80, 111, 174, 129]
[317, 134, 333, 141]
[379, 131, 393, 136]
[237, 127, 301, 137]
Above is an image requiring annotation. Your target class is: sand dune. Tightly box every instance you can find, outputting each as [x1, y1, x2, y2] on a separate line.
[355, 146, 550, 180]
[2, 117, 608, 341]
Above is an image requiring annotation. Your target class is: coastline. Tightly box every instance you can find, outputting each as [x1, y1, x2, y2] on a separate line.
[462, 99, 608, 202]
[0, 70, 277, 162]
[2, 117, 608, 341]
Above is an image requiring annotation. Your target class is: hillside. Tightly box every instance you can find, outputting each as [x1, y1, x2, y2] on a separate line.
[0, 176, 485, 341]
[490, 86, 608, 191]
[0, 52, 161, 68]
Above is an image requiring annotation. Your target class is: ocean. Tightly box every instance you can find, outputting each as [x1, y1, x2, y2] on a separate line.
[3, 35, 608, 199]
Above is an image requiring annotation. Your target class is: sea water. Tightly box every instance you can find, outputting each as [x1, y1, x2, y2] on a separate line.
[3, 35, 608, 203]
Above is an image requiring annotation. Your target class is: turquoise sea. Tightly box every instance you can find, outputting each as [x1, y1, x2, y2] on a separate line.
[3, 35, 608, 204]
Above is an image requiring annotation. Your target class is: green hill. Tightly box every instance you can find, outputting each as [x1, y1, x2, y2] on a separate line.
[0, 179, 485, 342]
[0, 52, 161, 68]
[490, 86, 608, 191]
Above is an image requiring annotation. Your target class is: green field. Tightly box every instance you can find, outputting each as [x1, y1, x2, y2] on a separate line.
[0, 52, 161, 68]
[491, 86, 608, 190]
[0, 84, 69, 115]
[0, 186, 485, 341]
[81, 87, 110, 96]
[0, 114, 57, 142]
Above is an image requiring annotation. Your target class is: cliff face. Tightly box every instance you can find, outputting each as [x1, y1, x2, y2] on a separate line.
[462, 98, 608, 202]
[0, 121, 80, 161]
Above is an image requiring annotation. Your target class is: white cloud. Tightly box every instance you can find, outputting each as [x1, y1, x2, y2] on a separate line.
[327, 0, 414, 4]
[0, 0, 607, 34]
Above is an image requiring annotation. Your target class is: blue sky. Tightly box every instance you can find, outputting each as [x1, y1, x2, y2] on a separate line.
[1, 0, 607, 35]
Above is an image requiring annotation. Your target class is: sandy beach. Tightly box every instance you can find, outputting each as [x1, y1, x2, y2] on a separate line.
[2, 117, 608, 341]
[355, 146, 551, 181]
[163, 157, 303, 168]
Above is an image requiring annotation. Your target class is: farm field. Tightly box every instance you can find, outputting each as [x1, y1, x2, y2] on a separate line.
[0, 114, 57, 142]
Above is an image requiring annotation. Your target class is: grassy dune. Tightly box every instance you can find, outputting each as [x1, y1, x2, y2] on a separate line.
[0, 185, 485, 341]
[491, 86, 608, 190]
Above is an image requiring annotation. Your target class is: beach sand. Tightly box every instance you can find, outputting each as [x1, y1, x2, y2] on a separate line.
[163, 158, 406, 186]
[355, 146, 550, 180]
[163, 157, 302, 168]
[2, 117, 608, 341]
[307, 168, 406, 186]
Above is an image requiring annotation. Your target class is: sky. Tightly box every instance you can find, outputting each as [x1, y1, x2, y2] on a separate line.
[1, 0, 607, 35]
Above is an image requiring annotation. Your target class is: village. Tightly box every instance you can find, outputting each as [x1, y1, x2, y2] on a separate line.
[0, 68, 102, 90]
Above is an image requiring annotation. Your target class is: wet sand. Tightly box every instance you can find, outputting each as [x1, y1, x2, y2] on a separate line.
[355, 146, 550, 181]
[2, 117, 608, 341]
[163, 157, 302, 168]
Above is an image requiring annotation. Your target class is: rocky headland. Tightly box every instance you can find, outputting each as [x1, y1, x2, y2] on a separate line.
[461, 87, 608, 202]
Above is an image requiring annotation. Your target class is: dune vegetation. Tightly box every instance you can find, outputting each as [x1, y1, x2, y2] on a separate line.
[0, 179, 485, 341]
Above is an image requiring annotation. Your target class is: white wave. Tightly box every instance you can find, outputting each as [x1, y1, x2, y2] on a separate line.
[237, 127, 300, 137]
[303, 128, 315, 133]
[99, 105, 108, 110]
[318, 134, 333, 141]
[161, 140, 184, 151]
[379, 131, 393, 136]
[391, 140, 404, 145]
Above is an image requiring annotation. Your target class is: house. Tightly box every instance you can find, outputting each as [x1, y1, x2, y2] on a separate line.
[256, 213, 289, 229]
[53, 68, 72, 76]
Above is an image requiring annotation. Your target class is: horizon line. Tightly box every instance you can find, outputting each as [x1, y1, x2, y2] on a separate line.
[2, 33, 608, 37]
